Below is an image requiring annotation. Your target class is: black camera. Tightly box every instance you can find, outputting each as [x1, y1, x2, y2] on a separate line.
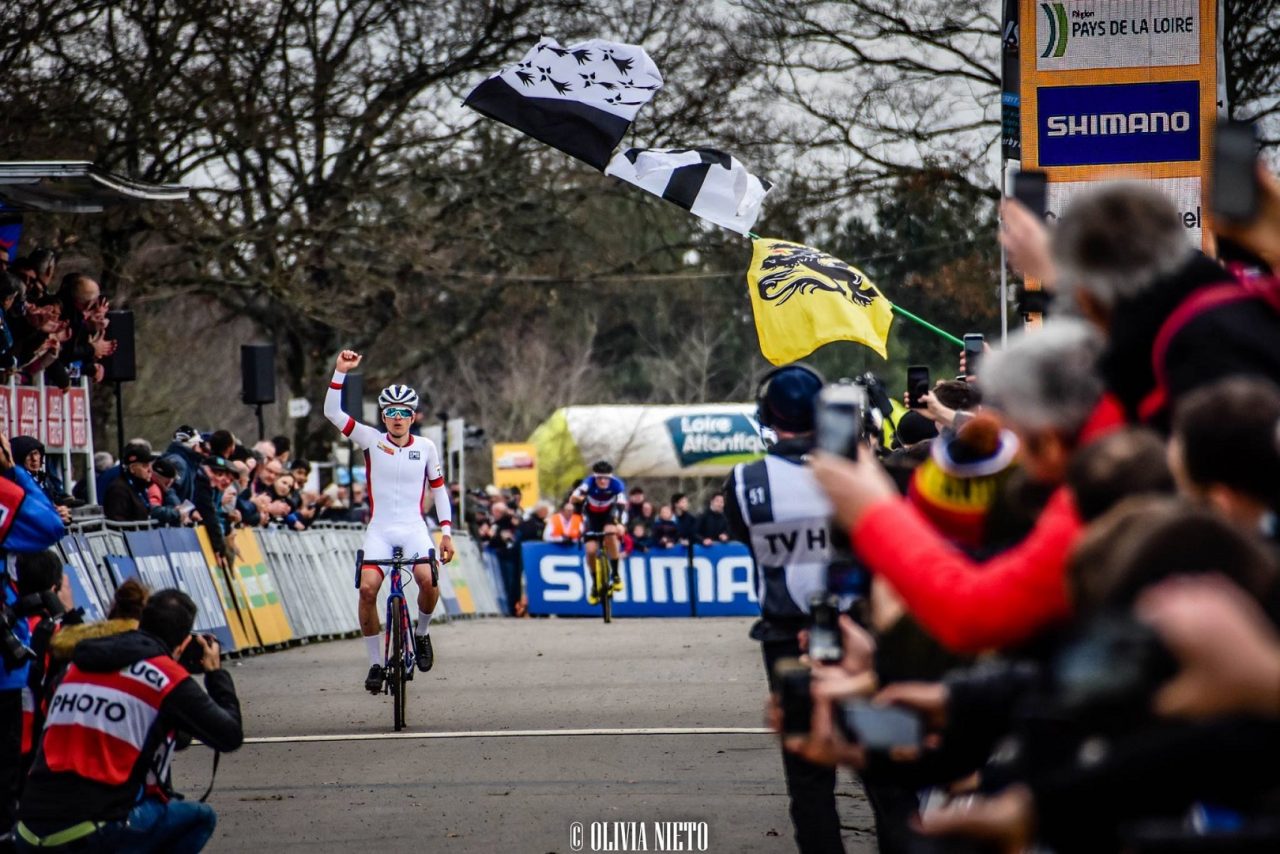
[1, 602, 33, 670]
[179, 633, 217, 674]
[1051, 613, 1178, 729]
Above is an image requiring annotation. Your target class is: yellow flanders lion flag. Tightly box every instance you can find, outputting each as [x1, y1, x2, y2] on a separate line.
[747, 237, 894, 364]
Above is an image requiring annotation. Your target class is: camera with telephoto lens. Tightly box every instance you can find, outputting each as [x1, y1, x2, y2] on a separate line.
[1051, 613, 1179, 730]
[179, 633, 217, 674]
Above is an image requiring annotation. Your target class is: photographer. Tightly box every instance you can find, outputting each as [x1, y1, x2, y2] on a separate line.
[16, 589, 243, 853]
[724, 363, 860, 854]
[0, 434, 70, 842]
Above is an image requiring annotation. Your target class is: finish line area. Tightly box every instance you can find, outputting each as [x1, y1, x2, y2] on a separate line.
[173, 617, 876, 852]
[243, 726, 773, 744]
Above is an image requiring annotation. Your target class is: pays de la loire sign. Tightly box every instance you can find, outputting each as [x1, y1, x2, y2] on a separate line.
[1037, 0, 1200, 70]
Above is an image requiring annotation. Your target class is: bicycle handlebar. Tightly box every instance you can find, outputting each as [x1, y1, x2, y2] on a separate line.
[363, 551, 438, 566]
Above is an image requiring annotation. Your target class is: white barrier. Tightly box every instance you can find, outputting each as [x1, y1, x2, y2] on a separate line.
[55, 518, 505, 654]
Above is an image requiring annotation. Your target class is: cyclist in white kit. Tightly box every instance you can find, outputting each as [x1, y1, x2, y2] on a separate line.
[324, 350, 455, 693]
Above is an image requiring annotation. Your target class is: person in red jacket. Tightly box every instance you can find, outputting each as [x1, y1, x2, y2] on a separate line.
[812, 320, 1121, 653]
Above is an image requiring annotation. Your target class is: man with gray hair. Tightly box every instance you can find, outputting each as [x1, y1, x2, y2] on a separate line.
[1040, 182, 1280, 425]
[809, 320, 1114, 652]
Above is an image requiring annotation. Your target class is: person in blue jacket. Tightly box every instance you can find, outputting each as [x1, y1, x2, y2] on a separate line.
[0, 430, 70, 844]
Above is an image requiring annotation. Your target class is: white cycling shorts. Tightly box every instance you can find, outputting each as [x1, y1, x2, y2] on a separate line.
[360, 523, 436, 578]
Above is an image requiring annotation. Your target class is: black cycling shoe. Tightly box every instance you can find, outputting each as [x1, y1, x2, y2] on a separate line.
[415, 635, 434, 672]
[365, 663, 384, 694]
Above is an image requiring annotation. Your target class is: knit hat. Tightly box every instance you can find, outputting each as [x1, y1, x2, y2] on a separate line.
[907, 413, 1019, 549]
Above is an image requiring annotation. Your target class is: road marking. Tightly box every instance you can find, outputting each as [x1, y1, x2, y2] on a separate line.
[245, 726, 772, 744]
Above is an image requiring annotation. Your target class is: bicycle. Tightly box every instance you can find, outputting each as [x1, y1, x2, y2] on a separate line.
[582, 531, 615, 624]
[354, 546, 439, 731]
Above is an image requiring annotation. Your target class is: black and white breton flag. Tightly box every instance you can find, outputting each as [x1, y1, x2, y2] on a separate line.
[605, 148, 772, 236]
[464, 37, 663, 171]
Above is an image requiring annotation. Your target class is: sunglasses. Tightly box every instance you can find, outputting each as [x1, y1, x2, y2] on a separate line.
[383, 407, 414, 419]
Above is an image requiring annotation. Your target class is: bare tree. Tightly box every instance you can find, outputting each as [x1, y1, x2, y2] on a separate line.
[728, 0, 1001, 200]
[1223, 0, 1280, 145]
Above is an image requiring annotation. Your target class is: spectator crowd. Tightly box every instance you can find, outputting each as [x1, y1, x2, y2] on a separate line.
[0, 252, 119, 387]
[747, 157, 1280, 854]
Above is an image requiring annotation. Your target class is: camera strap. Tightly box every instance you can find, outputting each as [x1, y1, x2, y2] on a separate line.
[199, 751, 220, 803]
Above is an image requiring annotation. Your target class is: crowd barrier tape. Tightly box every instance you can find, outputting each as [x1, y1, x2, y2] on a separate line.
[522, 542, 760, 617]
[50, 519, 501, 656]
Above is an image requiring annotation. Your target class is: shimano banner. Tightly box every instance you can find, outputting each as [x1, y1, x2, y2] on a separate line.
[522, 542, 758, 617]
[1018, 0, 1215, 256]
[1038, 81, 1199, 166]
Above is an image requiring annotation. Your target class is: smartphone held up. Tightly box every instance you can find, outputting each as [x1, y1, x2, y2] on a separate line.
[963, 333, 984, 378]
[774, 658, 814, 735]
[807, 593, 843, 664]
[816, 382, 868, 460]
[1212, 119, 1260, 225]
[1011, 169, 1048, 221]
[906, 365, 930, 409]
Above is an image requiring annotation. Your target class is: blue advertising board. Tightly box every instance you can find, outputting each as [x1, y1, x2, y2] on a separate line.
[157, 528, 236, 651]
[122, 530, 178, 593]
[59, 534, 112, 618]
[1038, 80, 1199, 166]
[522, 542, 758, 617]
[61, 560, 105, 622]
[104, 554, 139, 587]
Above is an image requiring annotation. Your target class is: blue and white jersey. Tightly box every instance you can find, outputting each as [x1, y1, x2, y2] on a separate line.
[572, 475, 626, 515]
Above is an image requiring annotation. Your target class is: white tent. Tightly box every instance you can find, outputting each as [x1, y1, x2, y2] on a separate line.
[529, 403, 765, 495]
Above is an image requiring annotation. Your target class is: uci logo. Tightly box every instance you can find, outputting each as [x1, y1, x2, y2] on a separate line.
[128, 661, 169, 690]
[409, 450, 421, 460]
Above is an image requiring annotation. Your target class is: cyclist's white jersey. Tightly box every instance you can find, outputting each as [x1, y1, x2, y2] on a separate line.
[324, 371, 451, 563]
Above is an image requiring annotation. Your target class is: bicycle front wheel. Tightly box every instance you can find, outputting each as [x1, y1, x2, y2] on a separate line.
[390, 597, 407, 731]
[597, 554, 612, 624]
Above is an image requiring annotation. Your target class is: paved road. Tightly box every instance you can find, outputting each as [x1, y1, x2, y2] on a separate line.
[173, 617, 876, 853]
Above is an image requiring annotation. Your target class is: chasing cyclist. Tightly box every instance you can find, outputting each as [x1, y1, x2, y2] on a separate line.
[571, 461, 627, 604]
[324, 350, 454, 694]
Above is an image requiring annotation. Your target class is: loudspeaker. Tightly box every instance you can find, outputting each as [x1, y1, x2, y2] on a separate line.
[100, 310, 136, 382]
[342, 372, 363, 418]
[240, 344, 276, 405]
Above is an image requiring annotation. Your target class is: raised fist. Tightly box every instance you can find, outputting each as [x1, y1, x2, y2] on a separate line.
[335, 350, 362, 373]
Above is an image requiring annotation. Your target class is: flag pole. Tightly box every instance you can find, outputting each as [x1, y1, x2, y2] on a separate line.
[889, 304, 964, 347]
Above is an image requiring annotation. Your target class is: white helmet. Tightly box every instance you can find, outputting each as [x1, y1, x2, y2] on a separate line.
[377, 384, 419, 410]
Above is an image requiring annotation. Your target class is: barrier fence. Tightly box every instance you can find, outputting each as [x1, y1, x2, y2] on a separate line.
[51, 520, 507, 655]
